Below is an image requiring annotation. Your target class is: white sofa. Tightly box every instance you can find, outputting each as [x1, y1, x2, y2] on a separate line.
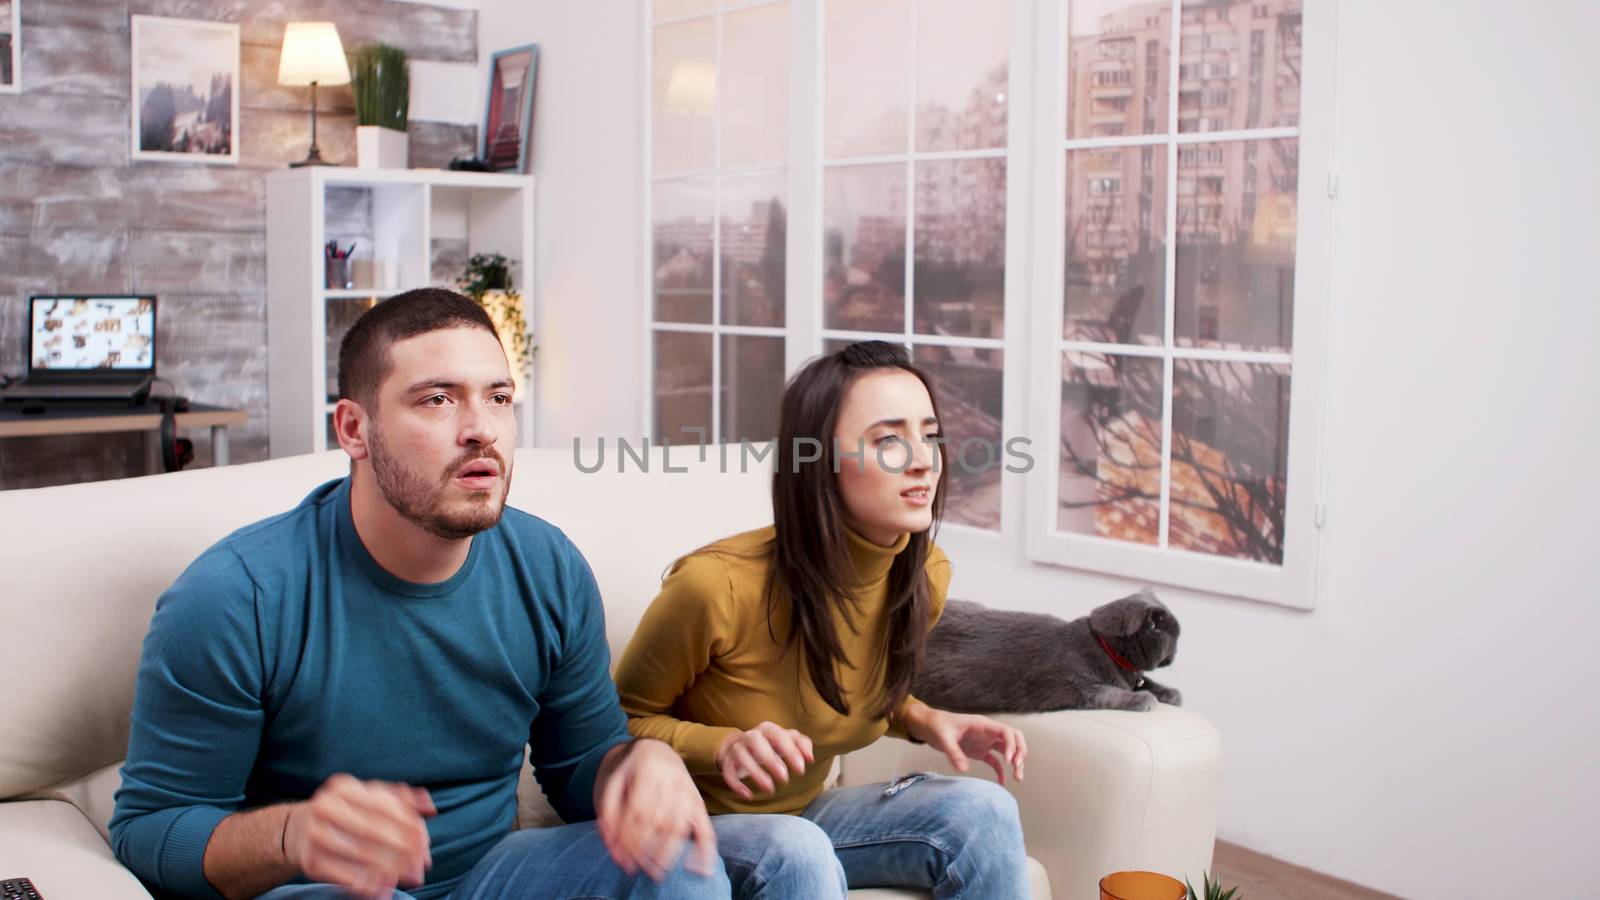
[0, 447, 1222, 899]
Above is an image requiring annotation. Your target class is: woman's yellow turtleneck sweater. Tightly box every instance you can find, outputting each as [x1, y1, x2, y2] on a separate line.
[614, 524, 951, 815]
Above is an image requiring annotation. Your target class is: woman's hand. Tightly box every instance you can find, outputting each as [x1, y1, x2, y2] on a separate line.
[901, 705, 1028, 784]
[714, 721, 816, 800]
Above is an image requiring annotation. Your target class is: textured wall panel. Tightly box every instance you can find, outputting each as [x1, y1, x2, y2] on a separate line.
[19, 25, 130, 98]
[127, 231, 267, 295]
[0, 1, 478, 488]
[0, 94, 130, 167]
[20, 2, 131, 33]
[409, 121, 477, 170]
[125, 0, 476, 62]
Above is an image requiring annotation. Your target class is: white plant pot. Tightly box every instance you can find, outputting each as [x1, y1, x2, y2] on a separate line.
[356, 126, 408, 170]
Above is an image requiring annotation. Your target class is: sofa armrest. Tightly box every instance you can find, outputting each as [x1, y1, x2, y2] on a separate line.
[836, 704, 1221, 900]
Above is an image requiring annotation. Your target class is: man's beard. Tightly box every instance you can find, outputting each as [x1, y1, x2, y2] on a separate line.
[368, 423, 510, 540]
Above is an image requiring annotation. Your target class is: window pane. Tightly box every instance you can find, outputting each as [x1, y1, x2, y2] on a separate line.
[1174, 138, 1296, 352]
[1272, 7, 1302, 127]
[1067, 0, 1170, 139]
[915, 344, 1003, 530]
[654, 0, 714, 20]
[723, 3, 789, 168]
[1064, 148, 1165, 345]
[832, 336, 921, 357]
[720, 171, 786, 328]
[1178, 0, 1300, 133]
[914, 158, 1005, 339]
[653, 178, 716, 324]
[653, 18, 716, 174]
[1169, 359, 1289, 564]
[824, 164, 906, 333]
[1058, 351, 1163, 544]
[823, 338, 912, 357]
[653, 330, 713, 443]
[916, 0, 1008, 152]
[825, 0, 910, 158]
[720, 334, 785, 443]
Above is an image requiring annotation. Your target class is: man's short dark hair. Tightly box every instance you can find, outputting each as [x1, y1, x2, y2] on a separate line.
[337, 288, 500, 409]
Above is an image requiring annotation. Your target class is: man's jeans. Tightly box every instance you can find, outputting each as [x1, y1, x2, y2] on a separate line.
[255, 819, 730, 900]
[711, 775, 1030, 899]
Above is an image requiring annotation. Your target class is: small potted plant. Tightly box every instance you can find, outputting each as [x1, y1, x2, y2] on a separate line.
[351, 43, 408, 169]
[457, 252, 535, 397]
[1185, 872, 1241, 900]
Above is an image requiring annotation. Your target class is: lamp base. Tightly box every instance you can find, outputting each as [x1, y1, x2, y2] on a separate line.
[289, 145, 335, 168]
[289, 84, 332, 168]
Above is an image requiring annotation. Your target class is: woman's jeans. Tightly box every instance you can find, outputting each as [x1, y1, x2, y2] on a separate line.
[710, 774, 1030, 899]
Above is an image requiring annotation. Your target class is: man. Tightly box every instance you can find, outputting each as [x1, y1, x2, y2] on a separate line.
[110, 289, 724, 899]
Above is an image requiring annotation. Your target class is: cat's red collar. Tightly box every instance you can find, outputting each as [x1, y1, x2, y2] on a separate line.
[1094, 631, 1141, 672]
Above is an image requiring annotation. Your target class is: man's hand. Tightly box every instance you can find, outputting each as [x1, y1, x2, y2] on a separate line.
[283, 773, 436, 899]
[713, 721, 815, 801]
[595, 739, 718, 883]
[902, 705, 1028, 784]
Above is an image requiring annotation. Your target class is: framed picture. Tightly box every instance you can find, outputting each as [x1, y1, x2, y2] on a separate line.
[130, 15, 239, 164]
[482, 44, 538, 173]
[0, 0, 19, 93]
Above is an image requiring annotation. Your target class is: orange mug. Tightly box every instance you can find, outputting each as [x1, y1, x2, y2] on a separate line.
[1100, 870, 1187, 900]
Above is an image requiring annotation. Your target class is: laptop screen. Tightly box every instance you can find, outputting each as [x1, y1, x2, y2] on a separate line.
[28, 296, 157, 375]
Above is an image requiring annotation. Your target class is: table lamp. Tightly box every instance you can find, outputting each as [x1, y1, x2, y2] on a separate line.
[278, 22, 351, 167]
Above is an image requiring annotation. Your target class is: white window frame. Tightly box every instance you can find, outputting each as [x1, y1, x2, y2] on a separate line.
[644, 0, 1034, 544]
[811, 0, 1034, 540]
[643, 0, 1334, 606]
[642, 0, 795, 446]
[1023, 0, 1336, 609]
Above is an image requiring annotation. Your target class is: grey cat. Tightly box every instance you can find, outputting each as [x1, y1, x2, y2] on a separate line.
[913, 588, 1182, 713]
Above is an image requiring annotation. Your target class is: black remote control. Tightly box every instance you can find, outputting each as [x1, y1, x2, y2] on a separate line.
[0, 878, 41, 900]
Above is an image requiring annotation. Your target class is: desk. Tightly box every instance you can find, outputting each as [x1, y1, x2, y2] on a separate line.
[0, 402, 248, 471]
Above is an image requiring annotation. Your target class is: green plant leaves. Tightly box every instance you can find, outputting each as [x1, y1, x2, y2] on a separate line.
[457, 253, 534, 369]
[1187, 870, 1241, 900]
[351, 43, 409, 130]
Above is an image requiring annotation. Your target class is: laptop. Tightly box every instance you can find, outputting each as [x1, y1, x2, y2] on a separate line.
[1, 295, 157, 402]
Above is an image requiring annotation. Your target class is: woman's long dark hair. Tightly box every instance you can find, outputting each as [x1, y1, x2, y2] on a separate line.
[765, 341, 949, 719]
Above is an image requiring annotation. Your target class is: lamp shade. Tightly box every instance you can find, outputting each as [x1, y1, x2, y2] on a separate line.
[278, 22, 351, 87]
[663, 61, 715, 115]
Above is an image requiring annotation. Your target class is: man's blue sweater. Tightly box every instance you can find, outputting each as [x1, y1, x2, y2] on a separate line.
[108, 477, 631, 899]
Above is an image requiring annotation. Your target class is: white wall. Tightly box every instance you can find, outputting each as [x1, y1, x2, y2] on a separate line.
[409, 60, 482, 126]
[476, 0, 648, 448]
[475, 1, 1599, 896]
[393, 0, 484, 125]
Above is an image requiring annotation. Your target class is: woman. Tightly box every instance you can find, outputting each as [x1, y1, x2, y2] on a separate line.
[615, 341, 1030, 898]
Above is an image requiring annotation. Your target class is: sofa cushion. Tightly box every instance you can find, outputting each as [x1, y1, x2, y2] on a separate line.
[500, 443, 772, 658]
[0, 800, 152, 899]
[0, 451, 350, 801]
[32, 761, 122, 845]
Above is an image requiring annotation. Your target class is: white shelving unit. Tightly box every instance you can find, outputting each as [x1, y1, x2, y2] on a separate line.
[266, 168, 537, 458]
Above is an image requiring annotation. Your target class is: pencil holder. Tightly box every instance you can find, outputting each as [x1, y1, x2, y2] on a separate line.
[325, 257, 353, 290]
